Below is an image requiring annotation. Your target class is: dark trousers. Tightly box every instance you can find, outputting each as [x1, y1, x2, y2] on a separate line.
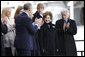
[16, 48, 41, 56]
[16, 48, 31, 56]
[31, 50, 41, 56]
[41, 50, 56, 56]
[1, 36, 5, 56]
[5, 47, 13, 56]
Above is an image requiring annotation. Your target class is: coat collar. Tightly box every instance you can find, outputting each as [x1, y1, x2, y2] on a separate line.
[35, 11, 43, 17]
[62, 18, 71, 23]
[22, 12, 29, 17]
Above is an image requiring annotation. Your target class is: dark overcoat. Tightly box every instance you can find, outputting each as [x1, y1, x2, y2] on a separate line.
[56, 19, 77, 56]
[32, 11, 43, 56]
[1, 22, 8, 56]
[38, 22, 59, 56]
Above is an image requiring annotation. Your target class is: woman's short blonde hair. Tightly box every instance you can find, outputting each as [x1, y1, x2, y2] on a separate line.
[1, 7, 11, 19]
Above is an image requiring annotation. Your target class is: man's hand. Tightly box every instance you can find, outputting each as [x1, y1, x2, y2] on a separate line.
[2, 18, 7, 24]
[66, 22, 70, 29]
[63, 23, 66, 31]
[34, 18, 44, 29]
[29, 13, 34, 19]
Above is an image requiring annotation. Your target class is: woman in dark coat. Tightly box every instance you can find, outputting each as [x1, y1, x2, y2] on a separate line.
[55, 10, 77, 56]
[1, 22, 8, 56]
[39, 11, 59, 56]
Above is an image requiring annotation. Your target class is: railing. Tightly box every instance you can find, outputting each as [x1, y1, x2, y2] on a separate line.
[75, 40, 84, 56]
[77, 51, 84, 56]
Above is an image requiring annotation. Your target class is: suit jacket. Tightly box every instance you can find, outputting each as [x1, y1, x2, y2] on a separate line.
[14, 12, 38, 50]
[56, 19, 77, 56]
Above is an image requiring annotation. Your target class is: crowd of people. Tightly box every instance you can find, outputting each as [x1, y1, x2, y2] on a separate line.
[1, 2, 77, 56]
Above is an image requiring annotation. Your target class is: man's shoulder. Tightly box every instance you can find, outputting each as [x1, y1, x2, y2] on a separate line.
[56, 19, 63, 23]
[34, 11, 38, 15]
[33, 11, 42, 18]
[69, 19, 76, 23]
[16, 13, 31, 22]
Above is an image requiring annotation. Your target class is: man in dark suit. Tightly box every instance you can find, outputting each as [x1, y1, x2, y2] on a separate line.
[56, 10, 77, 56]
[14, 3, 42, 56]
[1, 22, 8, 56]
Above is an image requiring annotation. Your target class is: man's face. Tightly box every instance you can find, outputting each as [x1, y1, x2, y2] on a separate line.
[37, 8, 43, 14]
[29, 8, 32, 14]
[62, 12, 69, 20]
[28, 8, 34, 19]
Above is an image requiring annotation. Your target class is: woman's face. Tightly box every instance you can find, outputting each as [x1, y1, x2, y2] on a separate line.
[6, 10, 11, 17]
[44, 15, 51, 23]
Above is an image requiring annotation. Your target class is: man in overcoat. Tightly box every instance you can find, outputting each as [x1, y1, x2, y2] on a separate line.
[56, 10, 77, 56]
